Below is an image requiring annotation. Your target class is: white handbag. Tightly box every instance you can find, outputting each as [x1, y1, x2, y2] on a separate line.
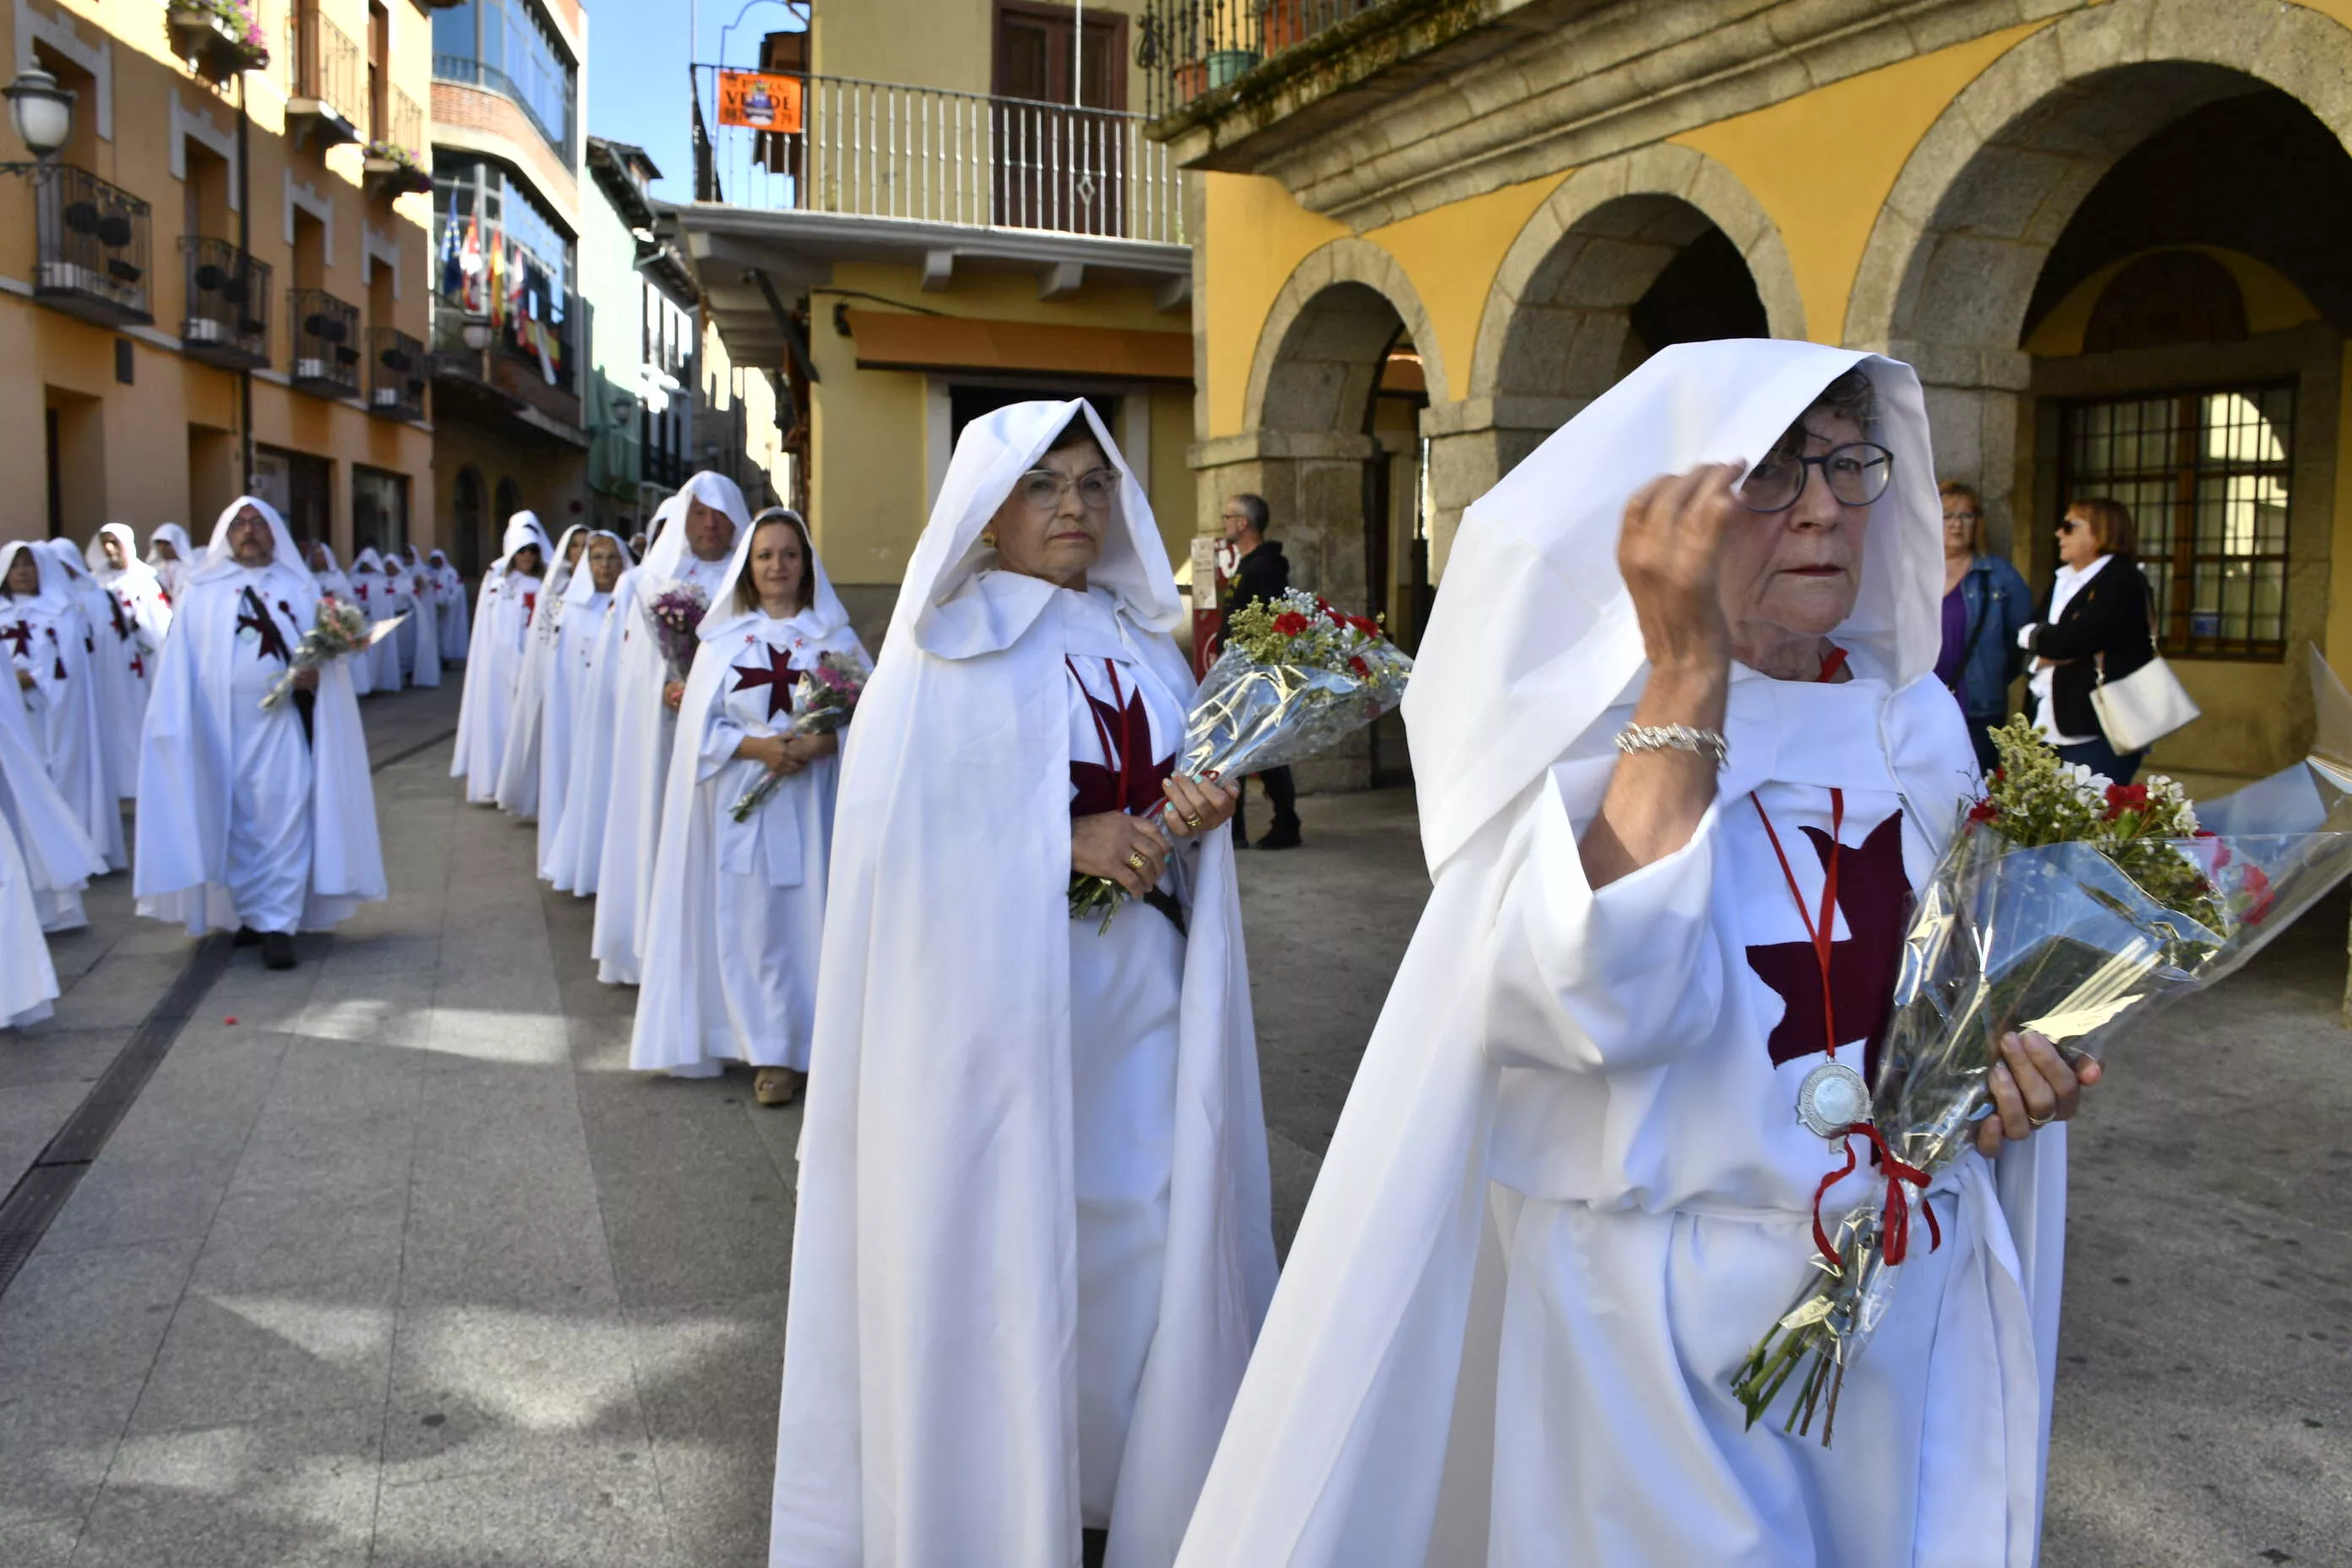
[2090, 589, 2199, 753]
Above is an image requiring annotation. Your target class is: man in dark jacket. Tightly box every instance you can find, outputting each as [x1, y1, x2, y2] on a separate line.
[1219, 493, 1302, 849]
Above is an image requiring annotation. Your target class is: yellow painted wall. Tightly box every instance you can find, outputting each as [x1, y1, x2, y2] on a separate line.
[0, 0, 434, 546]
[2023, 247, 2323, 358]
[812, 0, 1155, 113]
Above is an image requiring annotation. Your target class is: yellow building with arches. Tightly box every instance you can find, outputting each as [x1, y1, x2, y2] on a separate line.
[1152, 0, 2352, 787]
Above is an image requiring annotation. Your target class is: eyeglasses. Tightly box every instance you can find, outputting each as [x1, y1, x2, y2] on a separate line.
[2057, 519, 2085, 534]
[1739, 442, 1894, 514]
[1016, 468, 1117, 512]
[1945, 509, 1981, 524]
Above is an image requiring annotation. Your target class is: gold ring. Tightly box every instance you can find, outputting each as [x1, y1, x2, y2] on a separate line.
[1184, 813, 1203, 830]
[1125, 851, 1149, 873]
[2028, 1108, 2055, 1127]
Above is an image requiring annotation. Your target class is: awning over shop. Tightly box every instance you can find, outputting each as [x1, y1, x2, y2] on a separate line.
[841, 309, 1192, 383]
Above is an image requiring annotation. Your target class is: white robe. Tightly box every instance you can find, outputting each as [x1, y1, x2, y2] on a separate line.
[133, 498, 386, 935]
[351, 553, 405, 693]
[399, 553, 443, 689]
[146, 524, 193, 607]
[543, 586, 624, 894]
[2, 545, 122, 870]
[310, 553, 369, 697]
[629, 536, 868, 1075]
[0, 635, 105, 935]
[1174, 341, 2066, 1568]
[452, 513, 553, 796]
[88, 529, 171, 798]
[432, 558, 471, 662]
[591, 478, 746, 985]
[495, 527, 585, 817]
[770, 400, 1274, 1568]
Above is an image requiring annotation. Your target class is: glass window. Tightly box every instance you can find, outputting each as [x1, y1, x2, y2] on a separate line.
[432, 0, 573, 159]
[431, 0, 476, 62]
[353, 466, 410, 555]
[2059, 384, 2295, 657]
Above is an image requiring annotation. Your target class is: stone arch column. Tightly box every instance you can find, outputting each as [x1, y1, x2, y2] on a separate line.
[1840, 0, 2352, 549]
[1424, 143, 1803, 573]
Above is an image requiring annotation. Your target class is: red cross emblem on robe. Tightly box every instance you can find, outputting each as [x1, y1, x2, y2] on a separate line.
[1743, 810, 1909, 1082]
[730, 642, 797, 722]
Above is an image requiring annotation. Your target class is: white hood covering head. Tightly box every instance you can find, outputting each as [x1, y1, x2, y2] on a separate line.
[640, 471, 751, 583]
[497, 510, 553, 574]
[189, 496, 307, 589]
[40, 538, 91, 585]
[309, 542, 343, 573]
[1403, 339, 1939, 874]
[698, 507, 848, 644]
[895, 397, 1176, 657]
[85, 523, 145, 574]
[0, 540, 67, 611]
[559, 530, 635, 607]
[543, 523, 588, 597]
[146, 522, 193, 567]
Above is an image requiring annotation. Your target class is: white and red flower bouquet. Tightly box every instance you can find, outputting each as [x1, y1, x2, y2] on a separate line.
[728, 650, 870, 824]
[259, 596, 372, 711]
[1068, 589, 1413, 928]
[1734, 663, 2352, 1443]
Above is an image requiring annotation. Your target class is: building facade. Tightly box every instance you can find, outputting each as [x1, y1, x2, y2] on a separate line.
[672, 0, 1200, 650]
[1155, 0, 2352, 789]
[2, 0, 434, 555]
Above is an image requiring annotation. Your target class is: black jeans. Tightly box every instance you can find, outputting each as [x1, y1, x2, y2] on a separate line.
[1234, 766, 1298, 835]
[2055, 733, 2144, 786]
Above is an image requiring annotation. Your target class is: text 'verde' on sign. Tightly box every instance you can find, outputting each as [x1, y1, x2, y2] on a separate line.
[717, 71, 803, 134]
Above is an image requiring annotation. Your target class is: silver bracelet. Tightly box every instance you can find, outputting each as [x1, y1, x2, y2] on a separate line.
[1614, 723, 1729, 770]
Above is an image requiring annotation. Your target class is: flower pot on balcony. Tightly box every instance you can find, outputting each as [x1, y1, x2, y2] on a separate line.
[1205, 49, 1260, 90]
[166, 6, 268, 84]
[362, 156, 434, 200]
[1173, 59, 1209, 104]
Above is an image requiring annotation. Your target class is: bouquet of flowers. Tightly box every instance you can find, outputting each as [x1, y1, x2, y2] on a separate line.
[260, 596, 371, 710]
[1732, 690, 2352, 1445]
[1068, 590, 1413, 928]
[645, 582, 709, 680]
[729, 651, 870, 824]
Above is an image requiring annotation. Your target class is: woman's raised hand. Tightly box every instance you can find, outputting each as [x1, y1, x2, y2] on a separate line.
[1619, 462, 1743, 676]
[1974, 1031, 2102, 1157]
[1073, 811, 1170, 896]
[1159, 774, 1239, 839]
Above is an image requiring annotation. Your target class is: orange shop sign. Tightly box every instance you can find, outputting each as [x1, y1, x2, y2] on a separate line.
[716, 71, 803, 133]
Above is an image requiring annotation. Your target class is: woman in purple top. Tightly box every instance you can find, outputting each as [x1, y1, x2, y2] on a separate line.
[1935, 479, 2034, 773]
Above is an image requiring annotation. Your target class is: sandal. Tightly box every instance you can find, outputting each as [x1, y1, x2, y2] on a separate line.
[754, 1068, 805, 1107]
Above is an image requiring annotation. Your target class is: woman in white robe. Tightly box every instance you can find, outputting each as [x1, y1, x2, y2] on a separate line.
[494, 525, 586, 817]
[629, 509, 868, 1103]
[2, 542, 122, 869]
[146, 522, 193, 605]
[308, 544, 371, 696]
[591, 479, 748, 986]
[538, 531, 629, 889]
[768, 400, 1272, 1568]
[41, 541, 133, 808]
[80, 529, 168, 800]
[0, 630, 106, 934]
[430, 550, 470, 663]
[397, 547, 442, 689]
[450, 513, 551, 803]
[351, 549, 406, 694]
[1173, 342, 2088, 1568]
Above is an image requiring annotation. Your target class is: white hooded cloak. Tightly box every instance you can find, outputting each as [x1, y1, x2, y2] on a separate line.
[430, 551, 471, 662]
[768, 400, 1275, 1568]
[133, 497, 387, 934]
[537, 530, 632, 888]
[0, 618, 106, 935]
[590, 474, 750, 985]
[2, 541, 122, 868]
[309, 544, 371, 696]
[1172, 340, 2066, 1568]
[146, 522, 193, 606]
[350, 548, 406, 694]
[85, 524, 171, 792]
[452, 512, 552, 802]
[398, 547, 443, 690]
[494, 524, 585, 817]
[629, 512, 867, 1076]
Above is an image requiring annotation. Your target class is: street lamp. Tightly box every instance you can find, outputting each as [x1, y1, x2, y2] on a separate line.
[607, 390, 640, 425]
[2, 68, 76, 177]
[459, 312, 494, 351]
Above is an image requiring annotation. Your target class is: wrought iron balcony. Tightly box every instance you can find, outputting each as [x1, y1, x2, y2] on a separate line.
[368, 326, 427, 421]
[180, 237, 271, 368]
[287, 4, 363, 148]
[1136, 0, 1391, 119]
[289, 287, 361, 398]
[33, 166, 153, 328]
[689, 68, 1184, 244]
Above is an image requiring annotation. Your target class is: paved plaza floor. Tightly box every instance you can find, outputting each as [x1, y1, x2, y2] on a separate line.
[0, 680, 2344, 1565]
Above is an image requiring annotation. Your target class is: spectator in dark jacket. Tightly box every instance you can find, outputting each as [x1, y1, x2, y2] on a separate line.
[1219, 493, 1302, 849]
[1936, 480, 2034, 775]
[2020, 495, 2157, 784]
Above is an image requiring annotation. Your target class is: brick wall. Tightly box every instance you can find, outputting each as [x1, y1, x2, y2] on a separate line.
[431, 81, 580, 226]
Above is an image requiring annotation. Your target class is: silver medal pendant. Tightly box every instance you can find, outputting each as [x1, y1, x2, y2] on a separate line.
[1796, 1059, 1870, 1139]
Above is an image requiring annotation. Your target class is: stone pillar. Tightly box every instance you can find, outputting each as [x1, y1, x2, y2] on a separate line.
[1882, 340, 2033, 559]
[1420, 395, 1580, 577]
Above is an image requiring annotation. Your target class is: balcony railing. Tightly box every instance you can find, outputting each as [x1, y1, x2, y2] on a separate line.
[368, 326, 427, 421]
[33, 166, 152, 327]
[430, 302, 581, 430]
[289, 287, 362, 398]
[1135, 0, 1392, 119]
[180, 237, 271, 368]
[689, 68, 1184, 245]
[287, 6, 364, 145]
[434, 53, 574, 163]
[378, 84, 424, 161]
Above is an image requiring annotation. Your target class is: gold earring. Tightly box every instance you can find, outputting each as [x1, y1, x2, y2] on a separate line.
[980, 532, 997, 547]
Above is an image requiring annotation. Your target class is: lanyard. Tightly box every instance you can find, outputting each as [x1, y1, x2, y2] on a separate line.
[1066, 655, 1136, 814]
[1750, 787, 1844, 1061]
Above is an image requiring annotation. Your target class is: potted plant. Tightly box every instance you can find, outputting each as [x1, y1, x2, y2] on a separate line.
[362, 140, 433, 198]
[166, 0, 269, 83]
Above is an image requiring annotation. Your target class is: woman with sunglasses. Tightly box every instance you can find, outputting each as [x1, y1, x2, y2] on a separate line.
[769, 400, 1274, 1568]
[1177, 346, 2087, 1568]
[2018, 496, 2155, 784]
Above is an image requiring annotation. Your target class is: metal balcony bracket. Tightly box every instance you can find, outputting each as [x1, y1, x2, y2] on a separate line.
[921, 248, 956, 292]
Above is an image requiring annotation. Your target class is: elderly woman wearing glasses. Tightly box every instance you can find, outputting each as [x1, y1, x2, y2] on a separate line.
[1176, 346, 2090, 1568]
[769, 400, 1276, 1568]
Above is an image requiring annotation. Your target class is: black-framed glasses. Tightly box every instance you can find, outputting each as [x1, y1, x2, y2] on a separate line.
[2056, 518, 2085, 534]
[1739, 442, 1893, 514]
[1015, 467, 1116, 511]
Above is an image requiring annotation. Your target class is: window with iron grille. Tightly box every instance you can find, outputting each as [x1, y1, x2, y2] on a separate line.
[2057, 384, 2294, 658]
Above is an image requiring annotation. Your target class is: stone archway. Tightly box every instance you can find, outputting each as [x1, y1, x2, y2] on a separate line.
[1425, 143, 1802, 571]
[1841, 0, 2352, 541]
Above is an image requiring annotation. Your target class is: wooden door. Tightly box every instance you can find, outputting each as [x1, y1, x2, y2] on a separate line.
[993, 3, 1126, 237]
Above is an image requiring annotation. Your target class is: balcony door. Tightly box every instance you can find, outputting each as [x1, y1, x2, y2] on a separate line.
[993, 2, 1125, 237]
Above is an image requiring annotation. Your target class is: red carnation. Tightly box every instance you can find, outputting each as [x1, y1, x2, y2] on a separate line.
[1272, 611, 1309, 637]
[2102, 782, 2149, 820]
[1348, 655, 1370, 677]
[1967, 798, 1999, 825]
[2243, 863, 2275, 923]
